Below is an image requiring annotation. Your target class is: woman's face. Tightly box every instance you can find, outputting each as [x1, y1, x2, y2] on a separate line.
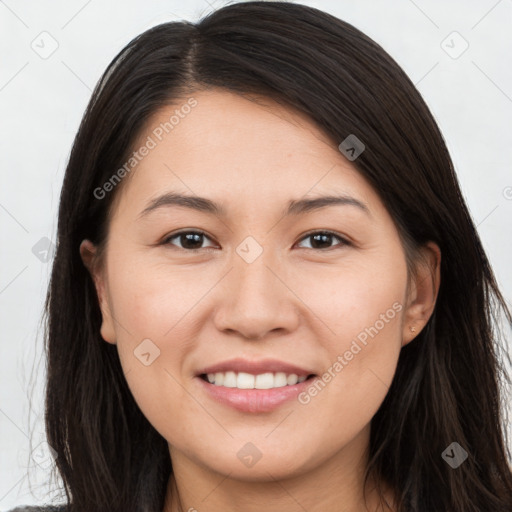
[81, 89, 439, 484]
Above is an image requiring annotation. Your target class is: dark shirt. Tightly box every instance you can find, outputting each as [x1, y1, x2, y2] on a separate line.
[7, 507, 67, 511]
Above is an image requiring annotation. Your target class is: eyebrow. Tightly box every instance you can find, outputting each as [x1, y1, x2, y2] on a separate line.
[137, 192, 371, 220]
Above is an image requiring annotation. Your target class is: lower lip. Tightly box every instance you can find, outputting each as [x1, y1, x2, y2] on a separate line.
[195, 375, 316, 413]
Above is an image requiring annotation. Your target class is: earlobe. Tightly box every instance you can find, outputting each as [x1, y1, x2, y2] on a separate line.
[402, 241, 441, 346]
[79, 239, 117, 345]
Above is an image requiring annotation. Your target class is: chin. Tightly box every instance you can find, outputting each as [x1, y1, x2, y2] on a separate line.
[199, 448, 314, 482]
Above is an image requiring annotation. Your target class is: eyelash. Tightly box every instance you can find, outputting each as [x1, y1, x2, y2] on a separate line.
[161, 229, 351, 253]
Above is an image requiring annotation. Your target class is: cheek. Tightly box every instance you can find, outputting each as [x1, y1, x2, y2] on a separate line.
[294, 255, 405, 422]
[104, 258, 202, 424]
[298, 251, 406, 345]
[106, 253, 211, 342]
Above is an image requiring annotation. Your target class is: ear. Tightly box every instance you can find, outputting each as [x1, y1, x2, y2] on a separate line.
[79, 239, 116, 345]
[401, 241, 441, 346]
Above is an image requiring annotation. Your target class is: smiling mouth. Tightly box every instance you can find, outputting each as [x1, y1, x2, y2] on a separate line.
[199, 372, 316, 390]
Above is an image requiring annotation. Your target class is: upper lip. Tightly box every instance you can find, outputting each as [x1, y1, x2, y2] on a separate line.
[197, 358, 315, 378]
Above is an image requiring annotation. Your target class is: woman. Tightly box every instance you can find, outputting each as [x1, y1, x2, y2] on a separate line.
[12, 1, 512, 511]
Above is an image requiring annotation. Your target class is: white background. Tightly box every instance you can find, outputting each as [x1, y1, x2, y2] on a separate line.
[1, 0, 511, 509]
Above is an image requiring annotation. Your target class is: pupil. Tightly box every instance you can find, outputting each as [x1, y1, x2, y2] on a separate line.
[182, 233, 202, 249]
[311, 233, 331, 249]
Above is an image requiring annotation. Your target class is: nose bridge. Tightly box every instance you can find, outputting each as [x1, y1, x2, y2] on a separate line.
[233, 233, 280, 294]
[235, 245, 277, 300]
[213, 239, 299, 339]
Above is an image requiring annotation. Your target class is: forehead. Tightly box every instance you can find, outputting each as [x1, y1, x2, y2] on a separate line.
[137, 88, 339, 160]
[110, 88, 380, 220]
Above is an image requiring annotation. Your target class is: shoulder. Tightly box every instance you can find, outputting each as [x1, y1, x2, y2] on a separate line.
[7, 506, 68, 512]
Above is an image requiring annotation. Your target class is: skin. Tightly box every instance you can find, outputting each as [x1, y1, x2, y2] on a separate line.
[80, 88, 441, 512]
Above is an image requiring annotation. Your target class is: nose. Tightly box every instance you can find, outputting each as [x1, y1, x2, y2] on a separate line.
[213, 251, 300, 340]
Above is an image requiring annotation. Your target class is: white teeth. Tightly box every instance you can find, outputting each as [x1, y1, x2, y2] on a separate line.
[287, 374, 298, 385]
[237, 372, 255, 389]
[223, 371, 237, 388]
[204, 371, 309, 389]
[272, 372, 288, 388]
[255, 372, 274, 389]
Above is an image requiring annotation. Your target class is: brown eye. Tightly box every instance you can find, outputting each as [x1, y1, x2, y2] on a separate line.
[162, 229, 350, 253]
[296, 231, 350, 250]
[163, 230, 216, 252]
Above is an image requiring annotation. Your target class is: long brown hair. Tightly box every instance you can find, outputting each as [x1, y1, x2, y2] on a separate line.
[42, 2, 512, 510]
